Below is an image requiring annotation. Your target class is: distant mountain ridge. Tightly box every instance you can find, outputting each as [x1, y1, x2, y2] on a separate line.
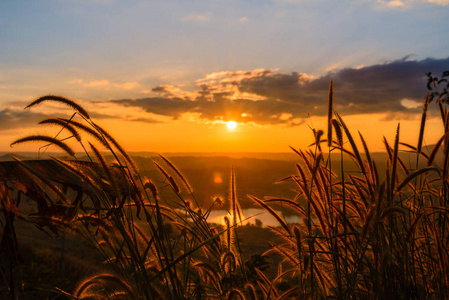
[0, 144, 439, 162]
[0, 145, 442, 210]
[0, 151, 300, 161]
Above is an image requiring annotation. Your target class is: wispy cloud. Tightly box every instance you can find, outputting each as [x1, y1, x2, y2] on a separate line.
[109, 57, 448, 126]
[386, 0, 405, 7]
[0, 108, 49, 131]
[4, 58, 447, 131]
[238, 17, 248, 23]
[378, 0, 449, 6]
[84, 80, 110, 87]
[0, 99, 162, 132]
[68, 79, 139, 90]
[114, 82, 139, 90]
[427, 0, 449, 5]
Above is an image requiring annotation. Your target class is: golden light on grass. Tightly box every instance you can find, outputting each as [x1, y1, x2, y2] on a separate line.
[226, 121, 237, 130]
[6, 78, 449, 299]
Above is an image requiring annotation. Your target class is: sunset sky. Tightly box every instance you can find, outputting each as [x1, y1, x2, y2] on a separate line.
[1, 0, 449, 153]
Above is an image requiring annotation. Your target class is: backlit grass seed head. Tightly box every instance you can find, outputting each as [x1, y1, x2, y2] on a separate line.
[58, 118, 109, 148]
[74, 273, 135, 299]
[39, 118, 82, 141]
[221, 251, 237, 275]
[293, 226, 302, 255]
[331, 119, 343, 146]
[143, 179, 159, 199]
[159, 154, 193, 194]
[314, 129, 324, 147]
[133, 223, 151, 245]
[26, 95, 90, 119]
[417, 93, 429, 154]
[11, 135, 75, 157]
[223, 215, 234, 250]
[227, 289, 246, 300]
[327, 80, 334, 148]
[168, 176, 180, 194]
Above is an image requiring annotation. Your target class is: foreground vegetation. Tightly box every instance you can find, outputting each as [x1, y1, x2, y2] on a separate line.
[1, 74, 449, 299]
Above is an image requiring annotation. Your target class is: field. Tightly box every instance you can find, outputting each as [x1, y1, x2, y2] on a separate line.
[1, 81, 449, 299]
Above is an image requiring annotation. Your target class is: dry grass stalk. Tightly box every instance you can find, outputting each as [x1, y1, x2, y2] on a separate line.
[39, 118, 82, 142]
[327, 80, 334, 148]
[335, 112, 367, 177]
[249, 195, 291, 236]
[91, 122, 138, 173]
[417, 93, 429, 155]
[59, 117, 109, 148]
[4, 85, 449, 299]
[159, 154, 193, 194]
[74, 273, 135, 299]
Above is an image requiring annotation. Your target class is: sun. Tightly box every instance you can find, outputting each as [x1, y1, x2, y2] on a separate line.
[226, 121, 237, 130]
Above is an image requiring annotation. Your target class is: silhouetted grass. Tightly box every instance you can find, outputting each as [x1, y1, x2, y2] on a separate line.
[1, 78, 449, 299]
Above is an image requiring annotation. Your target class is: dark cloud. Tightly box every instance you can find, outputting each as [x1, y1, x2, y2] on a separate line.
[114, 97, 197, 120]
[0, 106, 161, 132]
[0, 108, 49, 131]
[3, 57, 445, 131]
[127, 117, 162, 124]
[324, 57, 447, 114]
[88, 110, 162, 123]
[111, 57, 449, 126]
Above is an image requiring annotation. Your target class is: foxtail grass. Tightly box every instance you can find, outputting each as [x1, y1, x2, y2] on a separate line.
[3, 82, 449, 300]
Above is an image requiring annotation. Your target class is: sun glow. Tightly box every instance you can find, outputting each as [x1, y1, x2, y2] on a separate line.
[226, 121, 237, 130]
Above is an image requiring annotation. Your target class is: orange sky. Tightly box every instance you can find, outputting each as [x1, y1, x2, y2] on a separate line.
[2, 64, 448, 155]
[1, 1, 449, 155]
[4, 103, 445, 155]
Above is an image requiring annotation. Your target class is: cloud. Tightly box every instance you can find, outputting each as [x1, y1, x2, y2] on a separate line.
[84, 80, 110, 87]
[87, 101, 163, 123]
[427, 0, 449, 5]
[109, 57, 449, 126]
[377, 0, 449, 6]
[0, 100, 162, 132]
[151, 85, 199, 100]
[377, 0, 406, 7]
[68, 79, 139, 90]
[114, 82, 139, 90]
[6, 57, 445, 131]
[387, 0, 405, 6]
[0, 108, 49, 131]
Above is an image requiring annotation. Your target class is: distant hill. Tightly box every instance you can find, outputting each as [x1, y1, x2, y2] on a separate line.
[1, 146, 442, 210]
[1, 145, 439, 162]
